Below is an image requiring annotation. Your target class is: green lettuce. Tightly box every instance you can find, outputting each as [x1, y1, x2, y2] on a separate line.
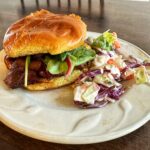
[44, 46, 96, 75]
[92, 30, 116, 51]
[59, 46, 96, 65]
[46, 58, 68, 75]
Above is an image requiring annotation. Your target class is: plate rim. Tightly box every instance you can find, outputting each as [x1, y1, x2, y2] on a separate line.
[0, 31, 150, 144]
[0, 109, 150, 144]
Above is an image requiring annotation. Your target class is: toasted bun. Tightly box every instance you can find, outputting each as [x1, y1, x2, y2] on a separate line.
[3, 9, 87, 58]
[26, 70, 81, 90]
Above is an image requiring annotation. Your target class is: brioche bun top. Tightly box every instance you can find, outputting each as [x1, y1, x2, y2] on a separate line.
[3, 9, 87, 58]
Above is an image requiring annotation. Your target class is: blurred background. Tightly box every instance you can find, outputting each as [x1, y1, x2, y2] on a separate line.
[0, 0, 150, 54]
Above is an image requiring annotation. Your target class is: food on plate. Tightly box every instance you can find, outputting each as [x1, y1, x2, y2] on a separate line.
[2, 9, 150, 109]
[3, 9, 96, 90]
[73, 30, 150, 108]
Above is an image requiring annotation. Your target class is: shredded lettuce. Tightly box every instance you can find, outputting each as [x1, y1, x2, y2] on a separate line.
[143, 58, 150, 64]
[134, 66, 149, 84]
[44, 46, 96, 75]
[81, 83, 100, 104]
[92, 30, 116, 51]
[24, 56, 31, 87]
[94, 73, 120, 87]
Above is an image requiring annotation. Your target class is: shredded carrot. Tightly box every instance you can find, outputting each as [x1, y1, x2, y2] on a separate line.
[114, 40, 121, 49]
[107, 59, 115, 65]
[125, 74, 134, 80]
[107, 59, 123, 71]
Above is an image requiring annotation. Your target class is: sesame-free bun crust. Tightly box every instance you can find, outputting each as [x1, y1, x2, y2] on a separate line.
[26, 70, 82, 90]
[3, 9, 87, 58]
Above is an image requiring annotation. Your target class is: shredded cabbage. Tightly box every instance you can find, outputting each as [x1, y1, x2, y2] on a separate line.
[94, 73, 120, 87]
[82, 83, 100, 104]
[134, 66, 149, 84]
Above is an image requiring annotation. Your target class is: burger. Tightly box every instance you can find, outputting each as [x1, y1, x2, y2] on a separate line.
[3, 9, 96, 90]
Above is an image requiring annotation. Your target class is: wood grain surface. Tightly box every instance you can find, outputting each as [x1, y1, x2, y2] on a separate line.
[0, 0, 150, 149]
[0, 121, 150, 150]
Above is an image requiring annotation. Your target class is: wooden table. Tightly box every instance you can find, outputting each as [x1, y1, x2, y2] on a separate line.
[0, 0, 150, 149]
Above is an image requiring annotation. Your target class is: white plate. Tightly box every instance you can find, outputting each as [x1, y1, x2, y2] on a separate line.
[0, 31, 150, 144]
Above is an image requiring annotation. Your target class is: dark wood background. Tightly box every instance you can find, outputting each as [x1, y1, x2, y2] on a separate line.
[0, 0, 150, 149]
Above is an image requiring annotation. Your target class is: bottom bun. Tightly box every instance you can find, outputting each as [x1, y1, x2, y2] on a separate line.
[26, 70, 82, 91]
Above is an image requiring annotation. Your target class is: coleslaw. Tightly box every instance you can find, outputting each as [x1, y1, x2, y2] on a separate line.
[73, 30, 150, 108]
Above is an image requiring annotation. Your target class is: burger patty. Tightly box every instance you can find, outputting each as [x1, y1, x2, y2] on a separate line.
[4, 55, 91, 89]
[4, 55, 59, 88]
